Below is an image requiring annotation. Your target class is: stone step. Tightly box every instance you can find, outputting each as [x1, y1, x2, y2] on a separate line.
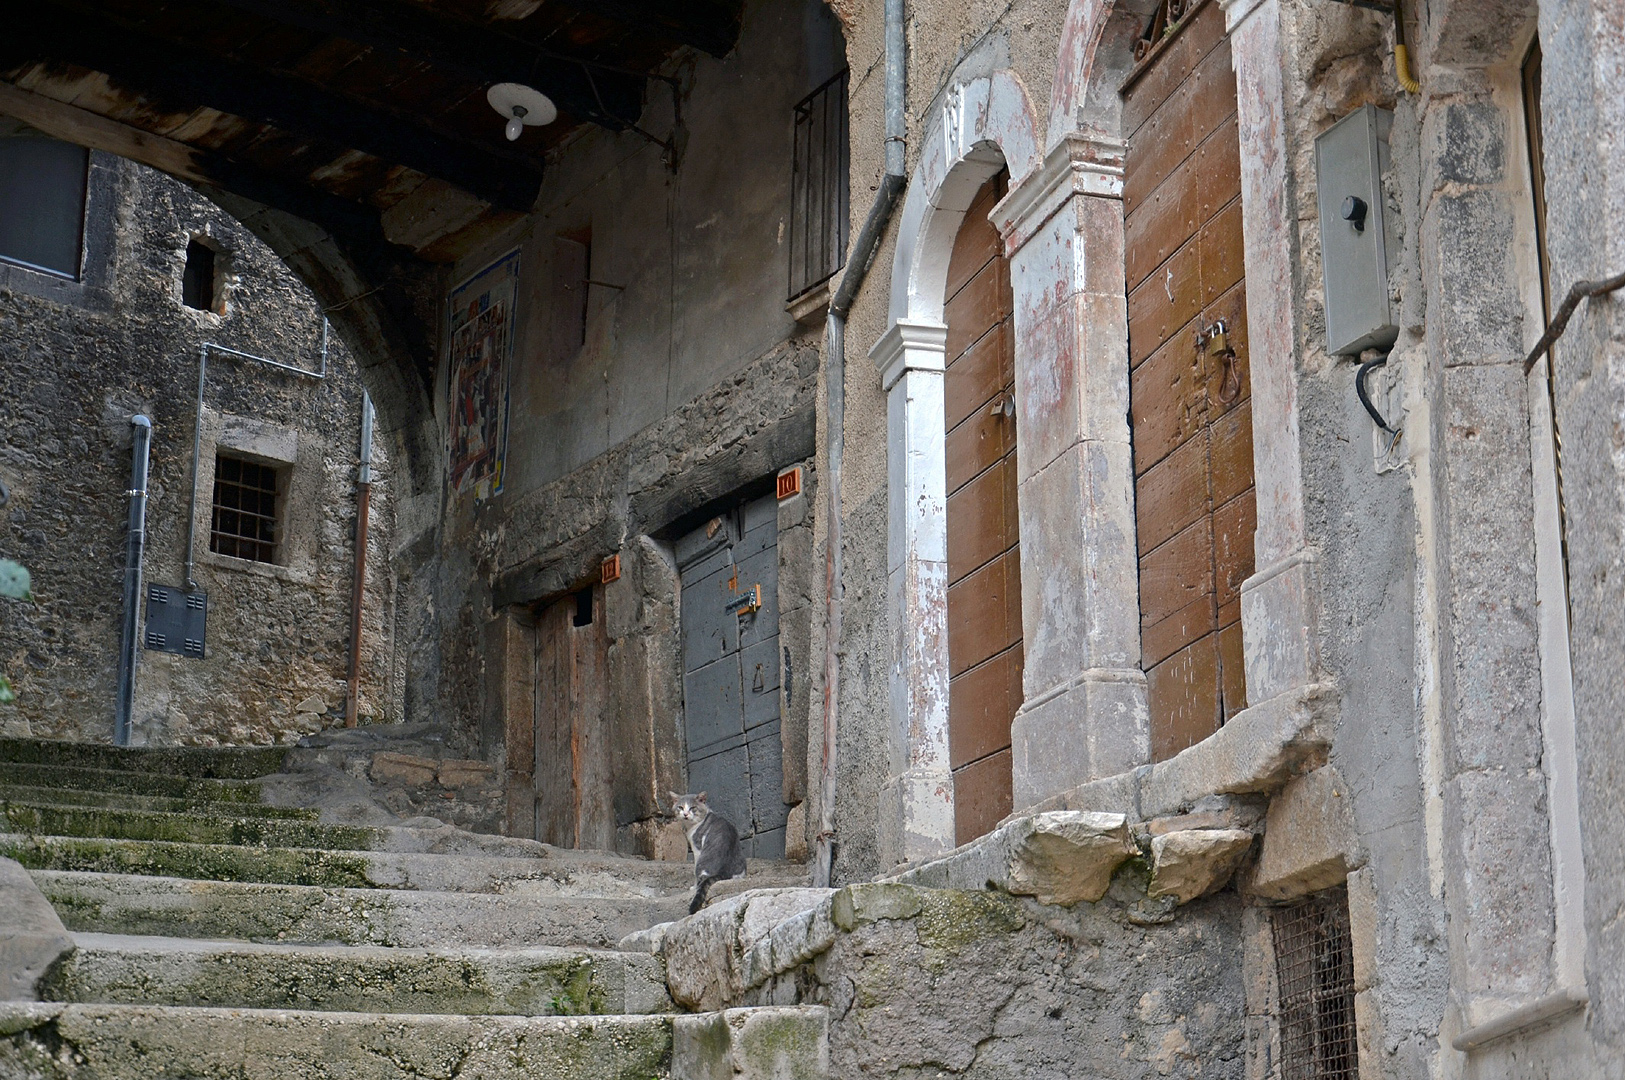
[44, 932, 672, 1016]
[0, 761, 265, 803]
[33, 871, 784, 949]
[1, 800, 381, 851]
[4, 827, 806, 894]
[0, 784, 319, 820]
[0, 1001, 674, 1080]
[0, 738, 287, 779]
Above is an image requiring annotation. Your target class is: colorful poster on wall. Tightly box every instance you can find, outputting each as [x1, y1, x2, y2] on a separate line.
[447, 249, 520, 500]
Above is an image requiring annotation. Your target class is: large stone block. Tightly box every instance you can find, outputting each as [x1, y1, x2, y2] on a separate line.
[0, 857, 72, 1000]
[663, 889, 834, 1011]
[1251, 767, 1362, 901]
[1147, 829, 1254, 904]
[1004, 812, 1137, 906]
[1141, 682, 1336, 818]
[672, 1006, 829, 1080]
[369, 752, 437, 788]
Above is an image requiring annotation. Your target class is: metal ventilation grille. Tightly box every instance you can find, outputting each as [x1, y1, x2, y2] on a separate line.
[1272, 888, 1358, 1080]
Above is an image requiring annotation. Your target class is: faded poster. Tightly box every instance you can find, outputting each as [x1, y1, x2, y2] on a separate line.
[447, 249, 520, 499]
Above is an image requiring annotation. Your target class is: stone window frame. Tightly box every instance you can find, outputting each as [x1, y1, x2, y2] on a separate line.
[0, 139, 119, 314]
[871, 0, 1325, 868]
[193, 410, 321, 587]
[179, 232, 235, 319]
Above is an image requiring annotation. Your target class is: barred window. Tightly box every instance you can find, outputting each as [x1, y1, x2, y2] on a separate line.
[210, 454, 282, 564]
[1272, 888, 1358, 1080]
[788, 69, 849, 301]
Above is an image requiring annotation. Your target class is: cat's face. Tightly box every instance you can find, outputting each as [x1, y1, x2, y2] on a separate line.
[668, 791, 710, 822]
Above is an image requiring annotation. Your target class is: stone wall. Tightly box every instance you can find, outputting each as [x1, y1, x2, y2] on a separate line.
[0, 146, 400, 746]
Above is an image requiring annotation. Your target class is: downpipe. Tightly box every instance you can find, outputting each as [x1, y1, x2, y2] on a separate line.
[813, 0, 908, 888]
[345, 391, 375, 727]
[114, 415, 153, 747]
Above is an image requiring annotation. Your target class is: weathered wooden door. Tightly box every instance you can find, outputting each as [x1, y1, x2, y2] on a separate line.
[1122, 0, 1255, 762]
[676, 494, 786, 857]
[945, 171, 1022, 844]
[534, 584, 613, 849]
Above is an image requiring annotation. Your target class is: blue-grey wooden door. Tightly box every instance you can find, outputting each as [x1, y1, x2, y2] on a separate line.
[676, 493, 785, 857]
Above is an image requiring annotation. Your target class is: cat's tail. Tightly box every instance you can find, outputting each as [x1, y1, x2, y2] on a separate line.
[689, 874, 713, 915]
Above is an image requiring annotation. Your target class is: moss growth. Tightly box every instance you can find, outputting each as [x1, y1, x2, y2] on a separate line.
[0, 763, 265, 803]
[0, 738, 288, 779]
[0, 834, 378, 888]
[913, 889, 1027, 955]
[830, 882, 926, 930]
[2, 802, 377, 851]
[546, 959, 608, 1016]
[0, 785, 316, 820]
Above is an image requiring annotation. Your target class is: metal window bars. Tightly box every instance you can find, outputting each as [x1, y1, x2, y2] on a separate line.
[1272, 888, 1358, 1080]
[209, 454, 281, 564]
[789, 69, 850, 302]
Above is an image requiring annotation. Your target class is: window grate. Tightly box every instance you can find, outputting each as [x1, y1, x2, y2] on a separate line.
[1272, 888, 1358, 1080]
[210, 454, 281, 564]
[788, 69, 849, 301]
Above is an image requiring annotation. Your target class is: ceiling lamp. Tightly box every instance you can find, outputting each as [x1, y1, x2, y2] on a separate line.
[487, 83, 557, 141]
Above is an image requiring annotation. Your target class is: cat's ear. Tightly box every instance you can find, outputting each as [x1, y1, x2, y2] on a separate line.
[696, 792, 708, 803]
[667, 791, 681, 805]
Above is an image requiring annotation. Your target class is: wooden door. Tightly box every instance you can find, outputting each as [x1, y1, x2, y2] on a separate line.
[533, 584, 613, 848]
[945, 171, 1022, 843]
[676, 494, 787, 858]
[1122, 0, 1255, 762]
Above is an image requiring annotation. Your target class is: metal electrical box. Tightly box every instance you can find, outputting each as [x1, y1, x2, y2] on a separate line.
[1316, 104, 1398, 356]
[144, 584, 207, 658]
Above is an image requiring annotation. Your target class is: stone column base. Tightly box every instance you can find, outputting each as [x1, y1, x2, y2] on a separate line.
[877, 768, 955, 868]
[1011, 668, 1148, 812]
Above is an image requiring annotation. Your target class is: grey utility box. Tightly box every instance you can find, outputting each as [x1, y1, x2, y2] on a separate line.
[1316, 104, 1398, 356]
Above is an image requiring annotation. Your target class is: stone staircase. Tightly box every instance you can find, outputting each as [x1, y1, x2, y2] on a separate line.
[0, 737, 829, 1079]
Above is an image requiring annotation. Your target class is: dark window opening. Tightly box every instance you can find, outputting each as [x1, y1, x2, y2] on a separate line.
[572, 587, 594, 627]
[1272, 888, 1357, 1080]
[210, 454, 283, 564]
[789, 68, 849, 301]
[0, 135, 89, 279]
[183, 239, 218, 312]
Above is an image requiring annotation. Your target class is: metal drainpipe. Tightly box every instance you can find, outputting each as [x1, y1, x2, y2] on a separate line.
[114, 415, 153, 747]
[345, 390, 375, 727]
[813, 0, 908, 888]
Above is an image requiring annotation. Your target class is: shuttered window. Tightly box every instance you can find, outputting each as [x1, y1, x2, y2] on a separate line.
[1122, 0, 1255, 761]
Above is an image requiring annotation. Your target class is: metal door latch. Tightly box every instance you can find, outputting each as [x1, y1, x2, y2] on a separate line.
[725, 584, 762, 616]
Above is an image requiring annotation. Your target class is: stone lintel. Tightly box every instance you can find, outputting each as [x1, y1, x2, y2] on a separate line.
[1249, 766, 1364, 901]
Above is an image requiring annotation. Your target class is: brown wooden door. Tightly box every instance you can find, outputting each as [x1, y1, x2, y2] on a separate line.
[1122, 0, 1255, 762]
[946, 171, 1022, 843]
[534, 585, 613, 849]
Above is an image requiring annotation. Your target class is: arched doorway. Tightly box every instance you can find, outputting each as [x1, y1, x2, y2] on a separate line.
[1121, 0, 1255, 761]
[945, 169, 1022, 843]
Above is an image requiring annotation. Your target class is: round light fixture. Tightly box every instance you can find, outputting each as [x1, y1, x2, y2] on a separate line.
[487, 83, 557, 141]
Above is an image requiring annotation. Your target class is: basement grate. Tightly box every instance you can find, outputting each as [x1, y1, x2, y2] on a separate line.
[1272, 887, 1358, 1080]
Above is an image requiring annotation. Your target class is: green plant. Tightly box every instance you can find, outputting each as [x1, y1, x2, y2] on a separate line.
[0, 558, 30, 703]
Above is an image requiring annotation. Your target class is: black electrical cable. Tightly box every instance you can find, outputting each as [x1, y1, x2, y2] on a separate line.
[1356, 355, 1395, 434]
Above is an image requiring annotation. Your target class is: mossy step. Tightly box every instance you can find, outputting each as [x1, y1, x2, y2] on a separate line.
[0, 1001, 675, 1080]
[0, 762, 264, 803]
[0, 785, 317, 820]
[3, 833, 379, 889]
[2, 800, 377, 850]
[45, 933, 672, 1016]
[34, 871, 690, 950]
[0, 738, 287, 779]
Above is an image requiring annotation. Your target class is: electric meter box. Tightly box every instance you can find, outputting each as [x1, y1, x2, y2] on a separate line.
[1316, 104, 1399, 356]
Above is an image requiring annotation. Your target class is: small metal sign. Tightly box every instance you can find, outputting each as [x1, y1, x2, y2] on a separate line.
[144, 585, 207, 659]
[725, 583, 762, 617]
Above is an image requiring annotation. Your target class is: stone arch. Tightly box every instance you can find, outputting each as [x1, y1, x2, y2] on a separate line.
[870, 69, 1040, 866]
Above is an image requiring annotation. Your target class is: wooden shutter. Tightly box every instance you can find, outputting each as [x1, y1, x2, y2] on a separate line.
[1122, 0, 1255, 762]
[945, 171, 1022, 843]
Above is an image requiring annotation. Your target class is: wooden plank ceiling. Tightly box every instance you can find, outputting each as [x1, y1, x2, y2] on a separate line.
[0, 0, 741, 263]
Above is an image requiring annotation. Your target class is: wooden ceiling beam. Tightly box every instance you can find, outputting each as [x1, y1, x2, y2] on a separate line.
[4, 0, 544, 211]
[204, 0, 645, 131]
[547, 0, 742, 58]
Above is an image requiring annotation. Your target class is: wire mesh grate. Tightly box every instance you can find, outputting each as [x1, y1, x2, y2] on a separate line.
[1272, 888, 1358, 1080]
